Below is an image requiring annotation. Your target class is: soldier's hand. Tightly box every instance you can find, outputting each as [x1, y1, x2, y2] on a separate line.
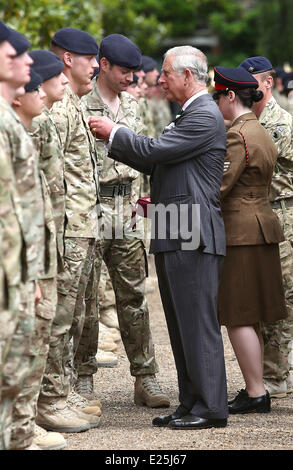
[35, 282, 42, 306]
[88, 116, 115, 142]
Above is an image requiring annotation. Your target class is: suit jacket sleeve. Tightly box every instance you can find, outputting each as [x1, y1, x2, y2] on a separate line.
[220, 130, 246, 200]
[109, 108, 219, 167]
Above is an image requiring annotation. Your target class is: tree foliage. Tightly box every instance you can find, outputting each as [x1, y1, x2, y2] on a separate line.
[0, 0, 292, 67]
[0, 0, 102, 48]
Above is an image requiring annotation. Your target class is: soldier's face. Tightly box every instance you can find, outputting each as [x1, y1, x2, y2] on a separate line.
[41, 72, 69, 106]
[0, 40, 16, 81]
[10, 52, 33, 88]
[127, 83, 141, 100]
[19, 85, 46, 118]
[71, 54, 98, 97]
[145, 68, 159, 87]
[106, 63, 135, 93]
[217, 92, 232, 120]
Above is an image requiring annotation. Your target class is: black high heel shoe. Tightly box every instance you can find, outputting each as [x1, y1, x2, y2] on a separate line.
[228, 389, 271, 414]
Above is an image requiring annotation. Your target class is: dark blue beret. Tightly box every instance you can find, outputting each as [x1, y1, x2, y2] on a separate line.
[141, 55, 157, 73]
[274, 66, 286, 79]
[129, 73, 139, 85]
[25, 68, 43, 92]
[100, 34, 142, 69]
[51, 28, 98, 55]
[214, 66, 259, 90]
[29, 50, 64, 81]
[8, 29, 30, 56]
[0, 21, 10, 42]
[239, 56, 273, 74]
[283, 72, 293, 90]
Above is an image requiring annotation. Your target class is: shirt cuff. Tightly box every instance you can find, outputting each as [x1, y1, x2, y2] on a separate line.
[106, 124, 123, 150]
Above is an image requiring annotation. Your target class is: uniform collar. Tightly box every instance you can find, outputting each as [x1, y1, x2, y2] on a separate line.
[232, 111, 257, 126]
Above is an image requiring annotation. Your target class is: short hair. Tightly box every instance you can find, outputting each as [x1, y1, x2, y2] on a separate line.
[257, 69, 276, 82]
[50, 43, 66, 59]
[165, 46, 209, 85]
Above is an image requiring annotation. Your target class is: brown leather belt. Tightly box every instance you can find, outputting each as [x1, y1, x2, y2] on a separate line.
[229, 186, 268, 198]
[100, 183, 132, 197]
[270, 197, 293, 209]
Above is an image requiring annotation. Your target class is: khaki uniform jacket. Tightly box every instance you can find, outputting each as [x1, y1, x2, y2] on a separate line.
[220, 112, 284, 246]
[30, 107, 65, 273]
[259, 97, 293, 202]
[81, 78, 143, 186]
[0, 96, 45, 282]
[50, 85, 100, 239]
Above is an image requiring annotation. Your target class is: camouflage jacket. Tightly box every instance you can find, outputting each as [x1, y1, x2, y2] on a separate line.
[30, 107, 65, 272]
[50, 85, 100, 239]
[0, 96, 45, 282]
[260, 97, 293, 201]
[39, 169, 58, 279]
[0, 131, 22, 287]
[81, 78, 143, 185]
[138, 97, 156, 138]
[147, 97, 172, 138]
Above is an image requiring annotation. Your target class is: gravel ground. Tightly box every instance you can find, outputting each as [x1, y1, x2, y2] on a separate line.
[64, 256, 293, 452]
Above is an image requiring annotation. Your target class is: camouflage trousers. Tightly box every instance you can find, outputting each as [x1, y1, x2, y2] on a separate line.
[0, 282, 34, 450]
[98, 261, 116, 319]
[39, 237, 102, 401]
[10, 278, 57, 449]
[75, 195, 158, 377]
[262, 205, 293, 382]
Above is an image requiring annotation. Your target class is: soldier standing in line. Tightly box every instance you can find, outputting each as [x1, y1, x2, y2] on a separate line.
[8, 51, 69, 451]
[9, 68, 60, 450]
[0, 29, 45, 450]
[35, 28, 103, 434]
[0, 21, 22, 450]
[77, 34, 170, 409]
[240, 56, 293, 398]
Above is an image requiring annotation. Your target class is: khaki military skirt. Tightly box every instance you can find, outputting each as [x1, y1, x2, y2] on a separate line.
[218, 244, 287, 326]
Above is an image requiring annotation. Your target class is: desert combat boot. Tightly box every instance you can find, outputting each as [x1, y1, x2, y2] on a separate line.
[134, 375, 170, 408]
[36, 398, 101, 433]
[33, 424, 67, 450]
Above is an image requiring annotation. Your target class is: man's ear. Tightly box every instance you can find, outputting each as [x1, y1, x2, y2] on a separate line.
[99, 57, 109, 72]
[63, 51, 73, 68]
[266, 75, 274, 89]
[185, 68, 193, 83]
[12, 97, 21, 108]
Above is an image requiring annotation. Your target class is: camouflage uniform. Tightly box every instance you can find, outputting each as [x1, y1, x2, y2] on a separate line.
[75, 79, 158, 378]
[272, 89, 289, 112]
[39, 84, 102, 402]
[147, 96, 172, 138]
[0, 96, 44, 449]
[260, 97, 293, 387]
[10, 108, 62, 449]
[98, 262, 117, 330]
[0, 132, 22, 450]
[137, 97, 155, 197]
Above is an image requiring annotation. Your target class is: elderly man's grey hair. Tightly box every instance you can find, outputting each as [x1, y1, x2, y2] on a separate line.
[165, 46, 209, 85]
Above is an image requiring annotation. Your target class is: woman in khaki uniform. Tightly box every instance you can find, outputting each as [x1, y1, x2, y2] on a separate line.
[213, 66, 287, 414]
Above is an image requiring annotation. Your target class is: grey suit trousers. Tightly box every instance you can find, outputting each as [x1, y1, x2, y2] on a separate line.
[155, 249, 228, 419]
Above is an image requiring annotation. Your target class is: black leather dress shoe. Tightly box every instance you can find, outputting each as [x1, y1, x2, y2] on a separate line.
[152, 408, 187, 427]
[228, 389, 271, 414]
[168, 414, 227, 430]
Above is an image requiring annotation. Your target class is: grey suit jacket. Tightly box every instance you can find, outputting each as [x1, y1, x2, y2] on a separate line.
[109, 93, 227, 255]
